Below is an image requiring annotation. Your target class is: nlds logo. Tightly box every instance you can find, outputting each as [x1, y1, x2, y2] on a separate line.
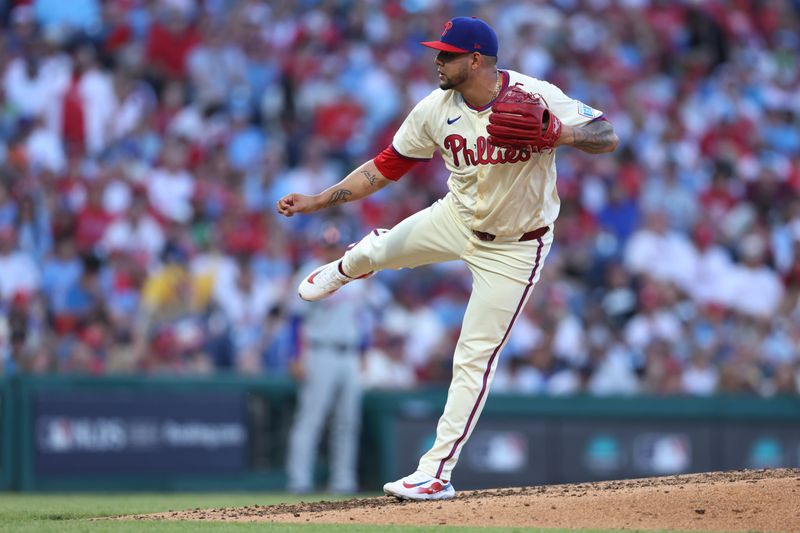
[37, 417, 127, 452]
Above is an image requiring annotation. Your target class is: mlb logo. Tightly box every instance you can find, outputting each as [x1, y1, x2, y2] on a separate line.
[577, 101, 595, 118]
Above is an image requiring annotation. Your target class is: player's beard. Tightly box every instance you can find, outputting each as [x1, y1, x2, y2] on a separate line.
[439, 64, 469, 91]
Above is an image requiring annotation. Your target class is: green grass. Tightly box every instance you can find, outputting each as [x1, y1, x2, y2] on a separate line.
[0, 492, 686, 532]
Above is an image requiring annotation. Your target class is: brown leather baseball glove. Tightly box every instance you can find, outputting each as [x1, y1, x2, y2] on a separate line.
[487, 84, 562, 152]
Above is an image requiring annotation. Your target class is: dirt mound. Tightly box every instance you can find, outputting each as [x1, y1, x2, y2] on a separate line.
[138, 468, 800, 531]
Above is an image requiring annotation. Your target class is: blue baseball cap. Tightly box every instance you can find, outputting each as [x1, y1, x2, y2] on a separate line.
[421, 17, 498, 57]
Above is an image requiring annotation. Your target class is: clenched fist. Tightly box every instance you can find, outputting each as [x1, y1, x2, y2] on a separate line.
[276, 193, 321, 217]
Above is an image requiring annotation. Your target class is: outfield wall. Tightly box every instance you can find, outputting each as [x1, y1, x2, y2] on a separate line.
[0, 376, 798, 491]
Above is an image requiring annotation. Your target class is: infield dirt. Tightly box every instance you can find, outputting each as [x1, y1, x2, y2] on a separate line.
[138, 468, 800, 531]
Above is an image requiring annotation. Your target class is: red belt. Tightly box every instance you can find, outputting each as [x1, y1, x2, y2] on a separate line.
[472, 226, 549, 242]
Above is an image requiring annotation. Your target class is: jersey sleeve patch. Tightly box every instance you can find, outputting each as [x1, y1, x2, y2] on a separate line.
[577, 101, 596, 118]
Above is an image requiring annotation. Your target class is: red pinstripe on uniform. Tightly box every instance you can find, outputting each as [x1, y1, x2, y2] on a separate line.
[435, 237, 544, 479]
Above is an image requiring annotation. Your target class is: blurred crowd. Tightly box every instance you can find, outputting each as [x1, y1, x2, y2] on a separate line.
[0, 0, 798, 396]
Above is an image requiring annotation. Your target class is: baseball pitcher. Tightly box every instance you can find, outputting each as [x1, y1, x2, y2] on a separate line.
[276, 16, 618, 500]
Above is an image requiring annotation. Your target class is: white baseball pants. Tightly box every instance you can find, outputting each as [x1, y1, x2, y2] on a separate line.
[342, 193, 553, 481]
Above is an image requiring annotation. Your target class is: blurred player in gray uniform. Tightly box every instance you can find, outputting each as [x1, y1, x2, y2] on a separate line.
[286, 225, 371, 494]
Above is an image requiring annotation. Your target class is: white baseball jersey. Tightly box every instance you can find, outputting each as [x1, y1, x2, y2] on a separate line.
[392, 69, 603, 237]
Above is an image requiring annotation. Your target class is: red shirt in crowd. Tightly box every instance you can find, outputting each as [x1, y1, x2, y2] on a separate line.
[74, 200, 113, 253]
[62, 75, 86, 153]
[145, 22, 200, 79]
[313, 99, 363, 149]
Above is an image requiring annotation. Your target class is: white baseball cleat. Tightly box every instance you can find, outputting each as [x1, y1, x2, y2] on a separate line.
[383, 470, 456, 501]
[298, 260, 371, 302]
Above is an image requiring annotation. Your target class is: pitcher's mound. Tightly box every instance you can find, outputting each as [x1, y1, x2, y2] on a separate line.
[140, 468, 800, 531]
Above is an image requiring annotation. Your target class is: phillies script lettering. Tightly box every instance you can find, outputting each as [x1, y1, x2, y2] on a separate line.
[444, 134, 532, 167]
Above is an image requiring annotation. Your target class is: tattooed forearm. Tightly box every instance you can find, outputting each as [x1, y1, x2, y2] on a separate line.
[569, 120, 619, 154]
[325, 189, 352, 207]
[361, 170, 377, 186]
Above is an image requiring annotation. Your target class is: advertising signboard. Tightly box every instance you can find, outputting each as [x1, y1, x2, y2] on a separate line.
[33, 390, 248, 476]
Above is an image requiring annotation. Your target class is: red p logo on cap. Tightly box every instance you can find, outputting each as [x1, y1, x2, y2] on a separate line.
[441, 21, 453, 37]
